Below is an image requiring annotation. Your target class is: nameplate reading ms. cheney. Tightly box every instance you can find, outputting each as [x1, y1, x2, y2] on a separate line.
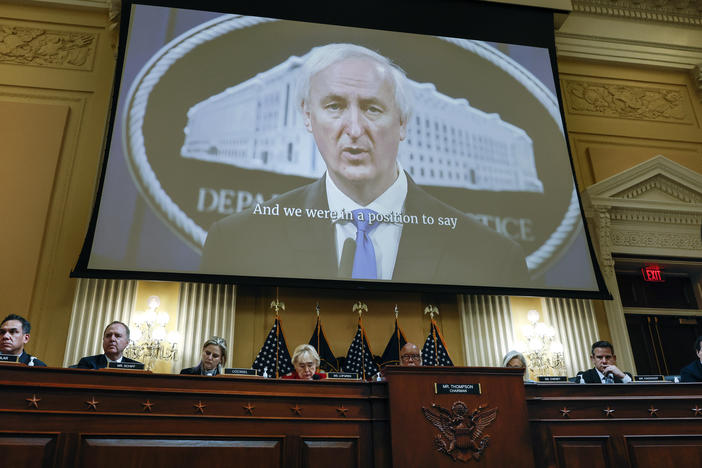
[434, 383, 481, 395]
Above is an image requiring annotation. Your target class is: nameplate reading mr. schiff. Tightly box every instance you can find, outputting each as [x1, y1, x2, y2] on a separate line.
[434, 383, 481, 395]
[107, 362, 145, 370]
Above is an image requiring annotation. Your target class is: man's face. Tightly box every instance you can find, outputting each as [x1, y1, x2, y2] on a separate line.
[590, 347, 616, 374]
[304, 57, 407, 202]
[400, 344, 422, 366]
[102, 323, 129, 359]
[0, 320, 29, 355]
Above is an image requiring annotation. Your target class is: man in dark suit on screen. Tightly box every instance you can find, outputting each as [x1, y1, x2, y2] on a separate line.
[201, 43, 528, 286]
[576, 340, 632, 383]
[75, 321, 141, 369]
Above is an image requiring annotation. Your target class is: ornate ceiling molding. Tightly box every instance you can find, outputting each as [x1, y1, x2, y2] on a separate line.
[572, 0, 702, 26]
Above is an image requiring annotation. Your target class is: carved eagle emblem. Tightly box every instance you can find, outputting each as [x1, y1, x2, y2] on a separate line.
[422, 401, 498, 462]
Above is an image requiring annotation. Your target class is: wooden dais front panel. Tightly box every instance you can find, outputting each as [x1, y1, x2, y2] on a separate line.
[0, 366, 388, 468]
[526, 382, 702, 468]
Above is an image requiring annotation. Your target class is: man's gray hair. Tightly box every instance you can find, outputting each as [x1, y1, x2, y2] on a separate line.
[296, 43, 413, 123]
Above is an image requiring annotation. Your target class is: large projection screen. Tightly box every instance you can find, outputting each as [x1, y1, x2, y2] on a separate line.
[74, 0, 609, 298]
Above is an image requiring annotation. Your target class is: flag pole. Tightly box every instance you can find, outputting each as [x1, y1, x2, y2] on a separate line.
[271, 290, 285, 378]
[394, 305, 400, 361]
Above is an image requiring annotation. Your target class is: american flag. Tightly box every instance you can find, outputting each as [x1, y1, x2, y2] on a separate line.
[379, 316, 408, 368]
[421, 319, 454, 366]
[252, 316, 293, 378]
[343, 318, 379, 379]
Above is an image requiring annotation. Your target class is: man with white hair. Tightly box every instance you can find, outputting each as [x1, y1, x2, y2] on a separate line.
[202, 43, 528, 285]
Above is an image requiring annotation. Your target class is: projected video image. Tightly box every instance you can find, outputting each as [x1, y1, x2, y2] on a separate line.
[83, 3, 601, 292]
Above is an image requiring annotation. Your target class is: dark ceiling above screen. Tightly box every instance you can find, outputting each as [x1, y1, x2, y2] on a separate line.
[72, 0, 610, 299]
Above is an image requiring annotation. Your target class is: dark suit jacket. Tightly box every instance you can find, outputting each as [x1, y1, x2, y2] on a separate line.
[180, 364, 220, 376]
[201, 174, 529, 286]
[75, 354, 140, 369]
[19, 351, 46, 367]
[577, 368, 631, 383]
[680, 360, 702, 382]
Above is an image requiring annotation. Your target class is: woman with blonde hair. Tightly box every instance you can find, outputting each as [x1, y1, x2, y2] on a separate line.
[180, 336, 227, 376]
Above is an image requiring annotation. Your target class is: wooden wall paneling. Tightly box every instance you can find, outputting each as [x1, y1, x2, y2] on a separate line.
[0, 2, 118, 366]
[301, 436, 360, 468]
[0, 100, 68, 326]
[78, 436, 285, 468]
[625, 435, 702, 468]
[0, 432, 58, 468]
[554, 435, 612, 468]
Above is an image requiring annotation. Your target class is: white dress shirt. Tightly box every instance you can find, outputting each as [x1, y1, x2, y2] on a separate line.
[326, 164, 407, 280]
[595, 367, 632, 383]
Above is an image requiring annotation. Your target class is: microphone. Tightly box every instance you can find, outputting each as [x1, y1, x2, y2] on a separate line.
[604, 372, 614, 384]
[312, 373, 322, 380]
[338, 237, 356, 278]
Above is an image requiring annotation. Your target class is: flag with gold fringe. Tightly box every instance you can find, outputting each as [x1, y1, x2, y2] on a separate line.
[252, 316, 293, 378]
[308, 315, 339, 372]
[421, 318, 454, 366]
[343, 317, 379, 379]
[379, 315, 408, 368]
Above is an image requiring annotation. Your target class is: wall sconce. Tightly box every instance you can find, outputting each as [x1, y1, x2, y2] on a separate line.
[124, 296, 180, 371]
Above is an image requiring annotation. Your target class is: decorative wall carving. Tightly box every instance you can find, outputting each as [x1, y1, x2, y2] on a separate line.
[612, 174, 702, 203]
[564, 80, 686, 122]
[611, 230, 702, 250]
[572, 0, 702, 26]
[610, 207, 702, 226]
[0, 24, 96, 70]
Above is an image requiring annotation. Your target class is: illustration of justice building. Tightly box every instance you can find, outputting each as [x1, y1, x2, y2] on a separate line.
[181, 53, 543, 193]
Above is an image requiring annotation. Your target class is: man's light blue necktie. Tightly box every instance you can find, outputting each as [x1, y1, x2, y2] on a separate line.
[351, 209, 379, 279]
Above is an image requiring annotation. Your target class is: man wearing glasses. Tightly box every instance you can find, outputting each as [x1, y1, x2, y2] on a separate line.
[399, 342, 422, 366]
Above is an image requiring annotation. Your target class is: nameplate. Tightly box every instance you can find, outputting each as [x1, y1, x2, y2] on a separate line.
[634, 375, 664, 382]
[327, 372, 358, 379]
[107, 362, 145, 370]
[538, 375, 567, 382]
[224, 368, 258, 376]
[0, 354, 19, 363]
[434, 383, 481, 395]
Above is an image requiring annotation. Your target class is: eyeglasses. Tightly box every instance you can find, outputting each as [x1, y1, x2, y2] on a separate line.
[400, 354, 421, 362]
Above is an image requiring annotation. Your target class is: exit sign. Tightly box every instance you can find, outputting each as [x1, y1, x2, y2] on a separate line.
[641, 264, 664, 282]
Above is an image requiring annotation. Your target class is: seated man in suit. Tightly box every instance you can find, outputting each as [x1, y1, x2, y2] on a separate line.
[201, 43, 528, 287]
[576, 340, 632, 383]
[74, 321, 141, 369]
[680, 335, 702, 382]
[0, 314, 46, 366]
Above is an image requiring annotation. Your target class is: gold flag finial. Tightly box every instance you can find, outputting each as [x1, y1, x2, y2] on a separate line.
[394, 304, 399, 319]
[352, 301, 368, 318]
[315, 302, 320, 317]
[424, 304, 439, 320]
[270, 298, 285, 316]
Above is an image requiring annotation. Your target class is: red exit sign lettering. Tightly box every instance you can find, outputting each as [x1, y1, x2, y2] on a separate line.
[641, 265, 664, 282]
